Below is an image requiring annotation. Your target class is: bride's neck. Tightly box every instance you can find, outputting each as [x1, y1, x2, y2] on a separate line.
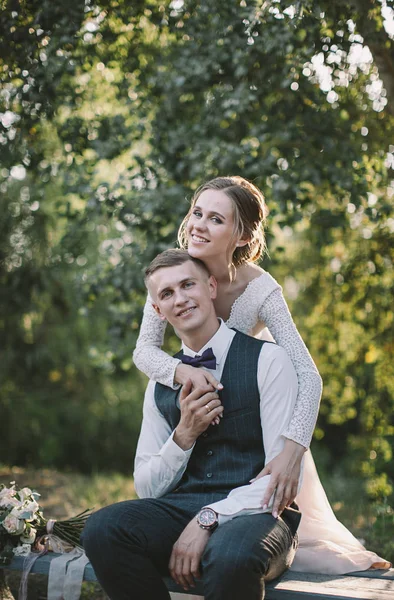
[202, 257, 233, 285]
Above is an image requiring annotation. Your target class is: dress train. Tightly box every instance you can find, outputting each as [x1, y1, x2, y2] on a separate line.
[291, 450, 390, 574]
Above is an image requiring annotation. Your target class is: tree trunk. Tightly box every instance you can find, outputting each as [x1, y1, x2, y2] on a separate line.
[0, 571, 15, 600]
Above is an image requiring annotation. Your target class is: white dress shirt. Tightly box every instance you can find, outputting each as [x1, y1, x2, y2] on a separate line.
[134, 320, 303, 525]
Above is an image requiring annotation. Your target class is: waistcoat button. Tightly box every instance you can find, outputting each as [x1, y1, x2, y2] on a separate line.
[202, 432, 208, 437]
[206, 472, 213, 478]
[207, 450, 213, 456]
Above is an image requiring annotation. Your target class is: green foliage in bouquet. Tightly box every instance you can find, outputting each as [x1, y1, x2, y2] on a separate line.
[0, 483, 91, 566]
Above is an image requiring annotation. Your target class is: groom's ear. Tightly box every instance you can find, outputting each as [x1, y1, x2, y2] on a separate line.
[208, 275, 217, 300]
[152, 303, 167, 321]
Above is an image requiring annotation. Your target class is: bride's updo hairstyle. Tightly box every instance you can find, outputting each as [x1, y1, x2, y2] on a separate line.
[178, 176, 268, 267]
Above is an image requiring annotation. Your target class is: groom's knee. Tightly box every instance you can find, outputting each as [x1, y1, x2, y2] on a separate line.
[81, 505, 115, 558]
[82, 501, 142, 560]
[202, 539, 267, 584]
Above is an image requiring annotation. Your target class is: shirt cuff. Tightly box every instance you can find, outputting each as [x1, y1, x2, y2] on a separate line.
[204, 476, 275, 525]
[158, 431, 195, 468]
[205, 498, 270, 526]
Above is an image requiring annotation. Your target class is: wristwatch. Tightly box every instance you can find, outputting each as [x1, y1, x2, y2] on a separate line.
[196, 507, 219, 532]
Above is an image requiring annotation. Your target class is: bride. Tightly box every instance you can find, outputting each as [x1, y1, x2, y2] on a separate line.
[133, 176, 389, 587]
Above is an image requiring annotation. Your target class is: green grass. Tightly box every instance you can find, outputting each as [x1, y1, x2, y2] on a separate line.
[0, 465, 136, 518]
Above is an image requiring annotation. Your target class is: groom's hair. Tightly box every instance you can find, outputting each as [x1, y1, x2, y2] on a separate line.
[144, 249, 210, 284]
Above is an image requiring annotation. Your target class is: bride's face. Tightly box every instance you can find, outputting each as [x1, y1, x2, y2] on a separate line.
[186, 190, 240, 263]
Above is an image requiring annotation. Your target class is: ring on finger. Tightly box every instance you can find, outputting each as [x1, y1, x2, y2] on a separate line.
[205, 403, 211, 413]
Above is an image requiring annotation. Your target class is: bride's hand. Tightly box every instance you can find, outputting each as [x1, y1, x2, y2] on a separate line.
[175, 363, 223, 426]
[253, 439, 305, 518]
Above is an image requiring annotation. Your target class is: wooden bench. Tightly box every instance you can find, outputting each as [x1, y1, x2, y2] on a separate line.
[2, 553, 394, 599]
[0, 553, 394, 600]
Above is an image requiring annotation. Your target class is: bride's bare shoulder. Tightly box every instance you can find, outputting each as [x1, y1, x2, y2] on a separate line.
[239, 263, 265, 284]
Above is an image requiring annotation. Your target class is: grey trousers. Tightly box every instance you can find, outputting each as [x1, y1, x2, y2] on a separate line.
[82, 498, 300, 600]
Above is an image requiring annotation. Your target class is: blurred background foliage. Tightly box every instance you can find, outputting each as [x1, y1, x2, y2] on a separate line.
[0, 0, 393, 529]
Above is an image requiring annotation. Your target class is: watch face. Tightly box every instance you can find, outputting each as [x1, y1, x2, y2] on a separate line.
[198, 508, 217, 527]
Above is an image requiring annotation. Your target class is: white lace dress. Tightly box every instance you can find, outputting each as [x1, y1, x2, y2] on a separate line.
[133, 271, 390, 594]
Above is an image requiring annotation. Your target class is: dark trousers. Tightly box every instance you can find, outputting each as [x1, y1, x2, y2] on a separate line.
[82, 498, 299, 600]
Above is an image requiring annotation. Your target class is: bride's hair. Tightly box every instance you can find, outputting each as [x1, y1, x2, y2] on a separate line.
[178, 176, 268, 267]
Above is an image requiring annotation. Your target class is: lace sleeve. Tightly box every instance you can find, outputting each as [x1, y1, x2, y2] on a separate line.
[132, 295, 181, 389]
[259, 287, 323, 448]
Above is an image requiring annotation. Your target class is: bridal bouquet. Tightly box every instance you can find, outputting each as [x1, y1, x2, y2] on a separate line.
[0, 482, 91, 565]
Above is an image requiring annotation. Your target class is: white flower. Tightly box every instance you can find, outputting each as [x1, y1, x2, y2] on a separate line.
[0, 485, 19, 508]
[12, 544, 32, 557]
[0, 485, 14, 497]
[24, 499, 39, 513]
[22, 499, 40, 521]
[20, 526, 37, 544]
[2, 514, 25, 535]
[0, 493, 21, 509]
[10, 506, 27, 519]
[18, 488, 34, 503]
[10, 498, 38, 521]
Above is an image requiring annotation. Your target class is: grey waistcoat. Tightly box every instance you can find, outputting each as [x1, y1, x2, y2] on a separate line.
[154, 331, 268, 509]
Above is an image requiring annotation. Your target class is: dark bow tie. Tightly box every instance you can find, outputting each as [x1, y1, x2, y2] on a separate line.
[181, 347, 217, 370]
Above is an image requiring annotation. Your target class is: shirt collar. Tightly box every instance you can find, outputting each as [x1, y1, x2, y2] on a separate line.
[181, 319, 235, 367]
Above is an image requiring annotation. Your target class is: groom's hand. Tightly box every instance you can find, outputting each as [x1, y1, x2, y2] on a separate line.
[174, 379, 223, 450]
[169, 518, 210, 591]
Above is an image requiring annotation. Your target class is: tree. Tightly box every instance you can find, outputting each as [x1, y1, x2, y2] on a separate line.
[302, 0, 394, 115]
[0, 1, 148, 471]
[0, 0, 392, 491]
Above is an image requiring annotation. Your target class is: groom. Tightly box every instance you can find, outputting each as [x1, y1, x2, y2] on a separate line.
[82, 249, 302, 600]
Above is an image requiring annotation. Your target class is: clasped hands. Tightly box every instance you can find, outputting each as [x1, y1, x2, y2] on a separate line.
[173, 376, 224, 451]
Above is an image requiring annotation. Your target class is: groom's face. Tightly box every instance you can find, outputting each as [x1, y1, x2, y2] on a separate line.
[148, 261, 217, 335]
